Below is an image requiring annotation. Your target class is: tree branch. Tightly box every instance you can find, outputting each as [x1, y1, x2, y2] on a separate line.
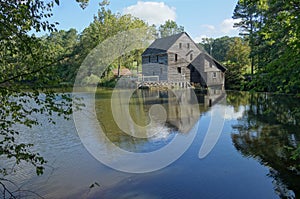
[0, 179, 17, 199]
[0, 52, 76, 86]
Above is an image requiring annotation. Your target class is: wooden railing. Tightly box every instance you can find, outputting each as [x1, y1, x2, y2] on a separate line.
[138, 75, 160, 82]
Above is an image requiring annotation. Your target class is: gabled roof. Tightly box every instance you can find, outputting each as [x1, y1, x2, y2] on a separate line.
[142, 31, 227, 71]
[142, 32, 185, 56]
[190, 54, 227, 72]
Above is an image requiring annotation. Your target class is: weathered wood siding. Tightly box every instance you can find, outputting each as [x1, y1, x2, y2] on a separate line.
[167, 34, 201, 82]
[203, 55, 224, 86]
[167, 53, 189, 82]
[142, 54, 168, 81]
[190, 54, 225, 87]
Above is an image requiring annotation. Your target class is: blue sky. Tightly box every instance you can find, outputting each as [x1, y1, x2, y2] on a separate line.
[51, 0, 240, 42]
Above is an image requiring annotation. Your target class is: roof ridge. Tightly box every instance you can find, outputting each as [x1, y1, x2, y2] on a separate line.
[142, 32, 186, 56]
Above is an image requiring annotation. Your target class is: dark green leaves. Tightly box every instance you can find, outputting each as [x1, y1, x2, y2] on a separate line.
[76, 0, 89, 9]
[233, 0, 300, 94]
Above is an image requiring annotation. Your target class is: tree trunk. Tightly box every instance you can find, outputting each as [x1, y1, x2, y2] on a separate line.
[136, 59, 139, 75]
[251, 57, 254, 76]
[118, 57, 121, 78]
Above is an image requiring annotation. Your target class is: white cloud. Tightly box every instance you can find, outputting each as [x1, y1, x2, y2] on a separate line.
[224, 106, 245, 120]
[195, 18, 241, 40]
[193, 35, 208, 43]
[220, 18, 240, 34]
[123, 1, 176, 26]
[201, 24, 216, 31]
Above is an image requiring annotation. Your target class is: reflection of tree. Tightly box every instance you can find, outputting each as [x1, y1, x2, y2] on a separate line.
[229, 92, 300, 199]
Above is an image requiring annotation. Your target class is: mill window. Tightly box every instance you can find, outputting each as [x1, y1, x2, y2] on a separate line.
[212, 72, 217, 78]
[177, 67, 181, 74]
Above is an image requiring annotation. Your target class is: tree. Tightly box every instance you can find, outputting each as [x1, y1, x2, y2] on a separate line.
[233, 0, 300, 94]
[158, 20, 184, 38]
[201, 38, 214, 56]
[253, 0, 300, 94]
[224, 37, 251, 90]
[40, 28, 80, 83]
[78, 2, 150, 82]
[233, 0, 262, 75]
[209, 36, 232, 62]
[0, 0, 85, 197]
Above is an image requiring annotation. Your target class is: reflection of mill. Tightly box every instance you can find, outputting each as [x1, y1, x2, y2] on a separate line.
[195, 86, 226, 108]
[97, 88, 225, 153]
[135, 87, 225, 133]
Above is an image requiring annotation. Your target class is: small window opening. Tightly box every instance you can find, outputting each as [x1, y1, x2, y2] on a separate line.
[179, 43, 182, 49]
[156, 55, 159, 62]
[187, 43, 190, 49]
[175, 54, 178, 62]
[190, 54, 193, 61]
[149, 56, 151, 63]
[177, 67, 181, 74]
[213, 72, 217, 78]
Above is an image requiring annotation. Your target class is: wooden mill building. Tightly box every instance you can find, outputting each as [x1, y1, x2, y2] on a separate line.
[141, 32, 226, 89]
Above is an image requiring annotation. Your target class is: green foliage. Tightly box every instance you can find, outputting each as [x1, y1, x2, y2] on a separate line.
[209, 37, 231, 62]
[72, 2, 152, 83]
[0, 2, 85, 197]
[291, 146, 300, 161]
[286, 145, 300, 162]
[41, 28, 81, 83]
[233, 0, 300, 94]
[82, 74, 101, 85]
[158, 20, 184, 38]
[224, 37, 251, 90]
[33, 1, 153, 85]
[99, 78, 118, 88]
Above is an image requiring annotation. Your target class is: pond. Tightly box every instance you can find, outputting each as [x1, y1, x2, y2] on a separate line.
[2, 89, 300, 199]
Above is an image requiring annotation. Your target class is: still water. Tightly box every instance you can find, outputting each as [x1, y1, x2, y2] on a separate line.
[2, 89, 300, 198]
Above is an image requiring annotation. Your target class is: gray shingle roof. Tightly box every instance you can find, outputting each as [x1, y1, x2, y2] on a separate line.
[142, 32, 185, 56]
[190, 54, 227, 72]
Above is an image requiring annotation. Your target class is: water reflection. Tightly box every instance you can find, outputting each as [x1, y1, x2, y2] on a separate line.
[95, 88, 207, 153]
[228, 92, 300, 198]
[5, 89, 300, 198]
